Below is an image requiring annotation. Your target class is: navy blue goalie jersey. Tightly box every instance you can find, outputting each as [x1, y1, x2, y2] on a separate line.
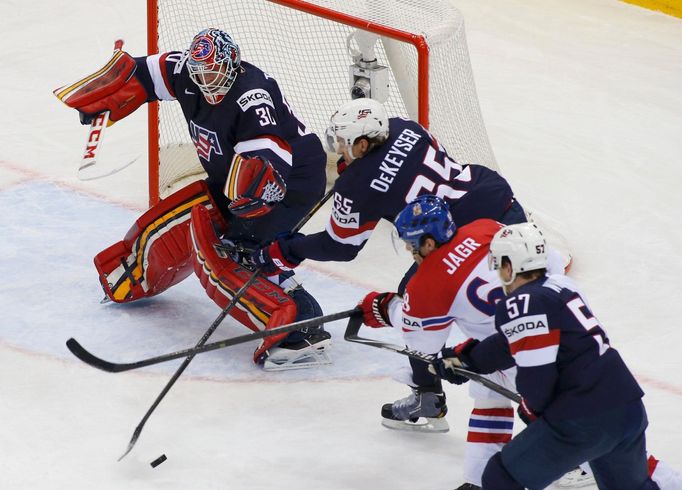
[284, 117, 515, 262]
[469, 274, 644, 422]
[134, 52, 326, 198]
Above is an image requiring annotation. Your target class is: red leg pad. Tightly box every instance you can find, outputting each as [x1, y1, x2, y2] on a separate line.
[95, 180, 226, 303]
[190, 204, 297, 362]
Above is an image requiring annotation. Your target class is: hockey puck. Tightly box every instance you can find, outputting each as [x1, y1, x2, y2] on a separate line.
[150, 454, 167, 468]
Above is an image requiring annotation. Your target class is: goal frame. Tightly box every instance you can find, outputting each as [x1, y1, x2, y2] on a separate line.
[146, 0, 431, 206]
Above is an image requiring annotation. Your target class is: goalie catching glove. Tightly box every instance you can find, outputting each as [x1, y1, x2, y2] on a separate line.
[225, 155, 286, 218]
[53, 48, 148, 124]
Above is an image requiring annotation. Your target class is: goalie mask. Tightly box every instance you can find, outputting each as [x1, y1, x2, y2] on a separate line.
[394, 195, 457, 251]
[324, 98, 389, 162]
[187, 28, 241, 105]
[489, 223, 547, 285]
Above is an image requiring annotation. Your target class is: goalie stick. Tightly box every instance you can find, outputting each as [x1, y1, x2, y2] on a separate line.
[57, 39, 139, 181]
[67, 308, 361, 373]
[343, 315, 522, 403]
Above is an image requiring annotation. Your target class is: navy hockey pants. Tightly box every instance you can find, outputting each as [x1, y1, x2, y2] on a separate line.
[482, 399, 659, 490]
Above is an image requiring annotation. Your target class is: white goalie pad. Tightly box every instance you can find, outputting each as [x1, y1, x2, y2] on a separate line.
[262, 338, 332, 371]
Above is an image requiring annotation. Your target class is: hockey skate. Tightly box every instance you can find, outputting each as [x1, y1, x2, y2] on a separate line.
[262, 328, 332, 371]
[381, 388, 449, 433]
[554, 468, 595, 488]
[453, 484, 481, 490]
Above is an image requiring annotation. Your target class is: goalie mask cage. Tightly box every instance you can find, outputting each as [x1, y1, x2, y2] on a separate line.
[147, 0, 498, 205]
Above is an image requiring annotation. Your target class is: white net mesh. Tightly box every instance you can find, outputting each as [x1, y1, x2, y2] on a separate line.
[153, 0, 497, 198]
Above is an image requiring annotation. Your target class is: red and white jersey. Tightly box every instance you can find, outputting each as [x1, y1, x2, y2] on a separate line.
[388, 219, 504, 354]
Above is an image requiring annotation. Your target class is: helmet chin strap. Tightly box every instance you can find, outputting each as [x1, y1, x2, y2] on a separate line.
[499, 269, 516, 292]
[346, 144, 357, 162]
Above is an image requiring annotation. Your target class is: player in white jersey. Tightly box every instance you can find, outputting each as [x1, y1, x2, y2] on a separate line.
[358, 195, 520, 489]
[358, 197, 682, 490]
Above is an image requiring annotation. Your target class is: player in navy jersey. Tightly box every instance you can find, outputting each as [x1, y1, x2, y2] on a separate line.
[54, 28, 330, 369]
[250, 98, 527, 295]
[432, 223, 671, 489]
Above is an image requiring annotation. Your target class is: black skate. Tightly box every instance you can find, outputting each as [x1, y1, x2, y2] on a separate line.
[381, 388, 449, 433]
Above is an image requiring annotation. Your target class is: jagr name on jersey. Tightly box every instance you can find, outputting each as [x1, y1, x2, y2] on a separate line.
[370, 128, 422, 192]
[442, 238, 481, 275]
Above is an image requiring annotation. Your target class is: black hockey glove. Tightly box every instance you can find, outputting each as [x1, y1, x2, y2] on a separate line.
[250, 234, 303, 275]
[517, 398, 539, 425]
[430, 338, 480, 385]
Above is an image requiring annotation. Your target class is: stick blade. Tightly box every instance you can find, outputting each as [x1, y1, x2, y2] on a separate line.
[66, 338, 129, 372]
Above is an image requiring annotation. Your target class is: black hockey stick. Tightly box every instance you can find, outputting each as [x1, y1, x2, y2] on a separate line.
[67, 308, 361, 373]
[115, 272, 258, 461]
[107, 187, 335, 460]
[343, 315, 522, 403]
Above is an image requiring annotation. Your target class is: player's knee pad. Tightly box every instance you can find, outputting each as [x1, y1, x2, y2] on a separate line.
[481, 452, 524, 490]
[95, 180, 225, 303]
[189, 204, 300, 362]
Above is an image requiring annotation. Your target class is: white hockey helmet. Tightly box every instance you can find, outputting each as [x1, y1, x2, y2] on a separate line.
[489, 223, 548, 285]
[324, 98, 389, 160]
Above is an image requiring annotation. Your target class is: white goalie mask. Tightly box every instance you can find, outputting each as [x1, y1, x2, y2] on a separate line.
[324, 98, 389, 161]
[489, 223, 548, 285]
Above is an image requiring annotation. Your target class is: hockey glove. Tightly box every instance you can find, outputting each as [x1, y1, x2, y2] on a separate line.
[336, 156, 348, 175]
[250, 239, 301, 276]
[429, 338, 480, 385]
[517, 398, 539, 425]
[358, 291, 396, 328]
[225, 155, 286, 218]
[53, 50, 147, 124]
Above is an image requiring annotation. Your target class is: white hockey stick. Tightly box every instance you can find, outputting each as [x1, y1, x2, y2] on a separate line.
[76, 39, 139, 181]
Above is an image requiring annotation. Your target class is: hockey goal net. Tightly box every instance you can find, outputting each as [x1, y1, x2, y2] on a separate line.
[147, 0, 498, 204]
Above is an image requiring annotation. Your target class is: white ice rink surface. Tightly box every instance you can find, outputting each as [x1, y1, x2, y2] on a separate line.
[1, 0, 681, 488]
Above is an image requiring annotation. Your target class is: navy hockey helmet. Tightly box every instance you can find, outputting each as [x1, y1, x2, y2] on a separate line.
[187, 28, 241, 105]
[394, 195, 457, 250]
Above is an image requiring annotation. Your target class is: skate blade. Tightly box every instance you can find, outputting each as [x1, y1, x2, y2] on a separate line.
[554, 469, 595, 488]
[381, 416, 449, 433]
[263, 343, 332, 372]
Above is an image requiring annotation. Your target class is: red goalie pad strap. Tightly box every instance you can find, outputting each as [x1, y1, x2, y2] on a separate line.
[189, 204, 297, 361]
[53, 50, 147, 122]
[95, 181, 226, 303]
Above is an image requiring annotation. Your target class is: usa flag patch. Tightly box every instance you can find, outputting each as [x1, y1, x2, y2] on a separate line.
[190, 121, 223, 160]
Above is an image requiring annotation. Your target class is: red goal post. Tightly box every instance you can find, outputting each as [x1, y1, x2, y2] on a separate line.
[147, 0, 497, 205]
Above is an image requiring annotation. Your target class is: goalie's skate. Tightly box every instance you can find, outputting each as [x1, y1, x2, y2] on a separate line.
[381, 388, 449, 433]
[554, 468, 595, 488]
[262, 329, 332, 371]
